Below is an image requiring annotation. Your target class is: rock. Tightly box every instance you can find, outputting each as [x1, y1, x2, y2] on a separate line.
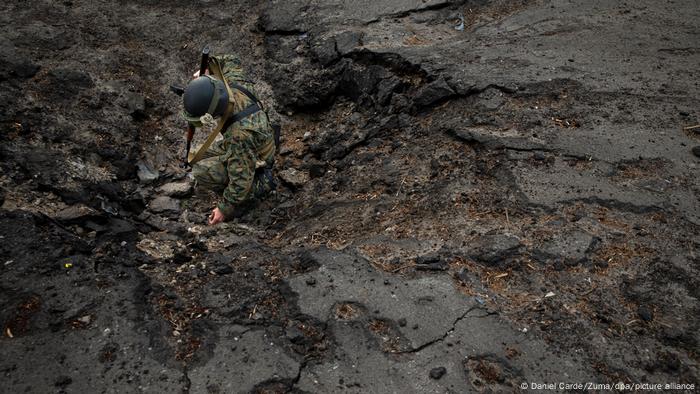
[535, 231, 597, 265]
[334, 31, 362, 55]
[278, 168, 310, 187]
[376, 76, 401, 105]
[429, 366, 447, 380]
[113, 159, 137, 180]
[308, 163, 326, 178]
[125, 92, 146, 117]
[414, 254, 448, 271]
[12, 61, 40, 79]
[637, 305, 653, 322]
[339, 64, 386, 101]
[54, 376, 72, 388]
[148, 196, 181, 216]
[311, 36, 340, 66]
[285, 325, 305, 344]
[158, 181, 193, 198]
[305, 277, 317, 286]
[476, 88, 505, 110]
[692, 146, 700, 158]
[469, 234, 523, 267]
[398, 318, 407, 327]
[136, 161, 159, 184]
[53, 204, 101, 224]
[456, 267, 473, 284]
[213, 265, 234, 275]
[413, 78, 454, 109]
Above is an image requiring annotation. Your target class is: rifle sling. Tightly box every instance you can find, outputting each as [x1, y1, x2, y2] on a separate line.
[187, 59, 263, 165]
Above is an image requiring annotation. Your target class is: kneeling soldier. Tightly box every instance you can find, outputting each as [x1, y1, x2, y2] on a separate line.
[181, 53, 277, 225]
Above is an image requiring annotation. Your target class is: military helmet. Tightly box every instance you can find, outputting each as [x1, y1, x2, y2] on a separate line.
[181, 75, 229, 124]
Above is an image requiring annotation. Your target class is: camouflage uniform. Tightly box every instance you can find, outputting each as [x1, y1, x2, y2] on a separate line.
[189, 54, 276, 219]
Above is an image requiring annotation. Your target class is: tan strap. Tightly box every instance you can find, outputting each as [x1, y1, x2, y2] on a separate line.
[187, 57, 235, 165]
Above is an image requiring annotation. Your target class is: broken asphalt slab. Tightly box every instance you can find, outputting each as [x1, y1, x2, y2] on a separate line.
[289, 248, 596, 392]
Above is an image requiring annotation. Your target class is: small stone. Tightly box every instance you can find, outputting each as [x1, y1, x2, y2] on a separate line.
[278, 168, 310, 187]
[302, 131, 312, 140]
[125, 92, 146, 117]
[413, 77, 455, 109]
[456, 267, 472, 284]
[308, 164, 326, 178]
[429, 366, 447, 380]
[136, 161, 159, 184]
[53, 204, 100, 223]
[469, 235, 523, 267]
[637, 305, 653, 322]
[213, 265, 233, 275]
[285, 325, 305, 344]
[533, 152, 546, 161]
[148, 196, 181, 216]
[691, 146, 700, 158]
[158, 181, 193, 198]
[398, 318, 407, 327]
[77, 315, 91, 324]
[305, 277, 317, 286]
[54, 376, 73, 388]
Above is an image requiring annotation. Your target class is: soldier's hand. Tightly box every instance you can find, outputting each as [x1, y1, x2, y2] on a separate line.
[193, 69, 209, 79]
[208, 207, 225, 225]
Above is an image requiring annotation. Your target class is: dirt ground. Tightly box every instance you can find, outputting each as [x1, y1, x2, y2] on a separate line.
[1, 0, 699, 392]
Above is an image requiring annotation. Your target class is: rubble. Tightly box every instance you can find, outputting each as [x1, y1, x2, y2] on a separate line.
[1, 0, 698, 392]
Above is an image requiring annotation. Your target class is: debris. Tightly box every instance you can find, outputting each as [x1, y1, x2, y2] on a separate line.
[429, 366, 447, 379]
[278, 168, 310, 187]
[414, 254, 448, 271]
[285, 325, 305, 343]
[413, 77, 455, 108]
[454, 14, 465, 31]
[53, 205, 100, 223]
[125, 92, 146, 117]
[77, 315, 91, 324]
[305, 277, 317, 286]
[682, 124, 699, 131]
[692, 146, 700, 158]
[148, 196, 181, 216]
[213, 265, 234, 275]
[544, 292, 555, 298]
[158, 181, 193, 198]
[469, 235, 523, 267]
[136, 161, 159, 184]
[637, 305, 653, 322]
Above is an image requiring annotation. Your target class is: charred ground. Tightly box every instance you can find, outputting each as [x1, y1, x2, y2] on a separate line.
[1, 0, 699, 393]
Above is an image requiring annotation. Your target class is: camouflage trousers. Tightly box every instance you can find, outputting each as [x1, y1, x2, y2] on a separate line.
[192, 140, 275, 201]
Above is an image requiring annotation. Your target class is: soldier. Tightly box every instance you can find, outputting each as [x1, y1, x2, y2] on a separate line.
[181, 53, 276, 225]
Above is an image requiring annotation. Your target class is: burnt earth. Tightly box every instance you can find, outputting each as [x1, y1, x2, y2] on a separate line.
[1, 0, 699, 392]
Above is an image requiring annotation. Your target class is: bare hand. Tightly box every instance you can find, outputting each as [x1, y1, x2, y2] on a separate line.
[192, 69, 209, 78]
[208, 207, 225, 225]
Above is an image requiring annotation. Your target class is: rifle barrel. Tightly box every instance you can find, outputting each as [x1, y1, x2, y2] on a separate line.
[199, 46, 210, 76]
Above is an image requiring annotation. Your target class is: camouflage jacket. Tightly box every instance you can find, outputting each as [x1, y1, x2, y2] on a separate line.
[211, 54, 275, 218]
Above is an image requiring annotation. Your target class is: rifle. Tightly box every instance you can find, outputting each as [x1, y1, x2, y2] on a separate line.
[170, 45, 210, 168]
